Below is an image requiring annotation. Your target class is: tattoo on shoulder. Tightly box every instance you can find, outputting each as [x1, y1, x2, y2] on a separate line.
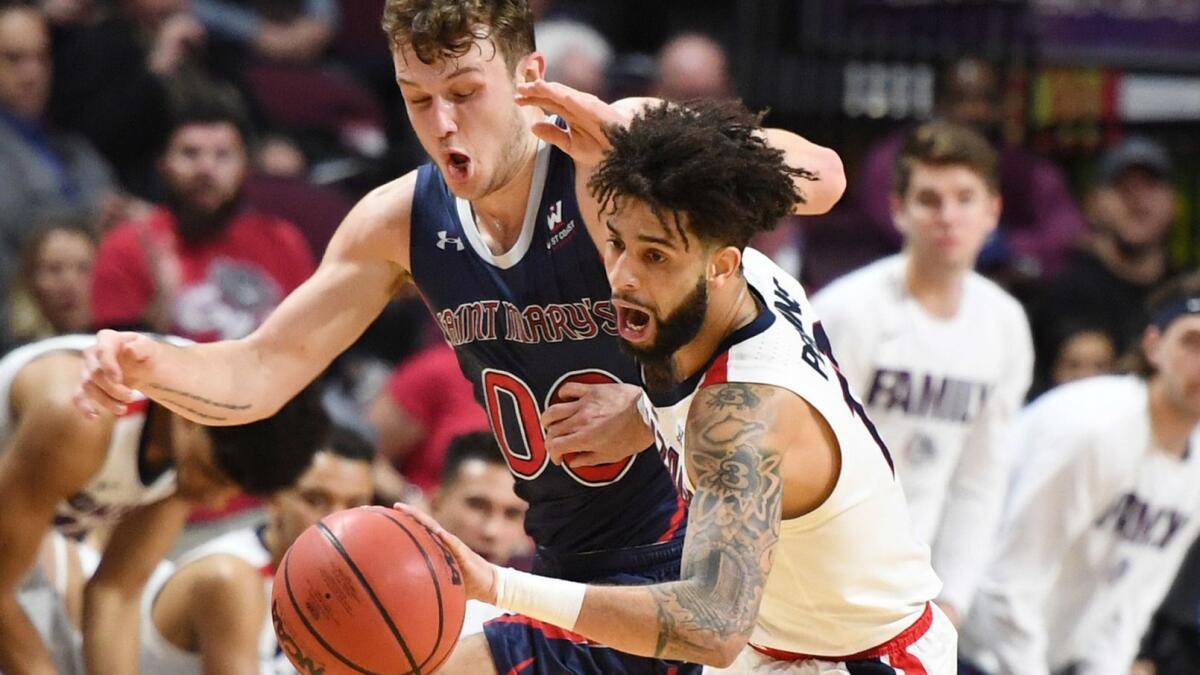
[649, 383, 784, 661]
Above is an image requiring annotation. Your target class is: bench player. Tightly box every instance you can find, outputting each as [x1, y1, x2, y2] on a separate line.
[73, 2, 845, 672]
[0, 334, 323, 674]
[402, 99, 954, 673]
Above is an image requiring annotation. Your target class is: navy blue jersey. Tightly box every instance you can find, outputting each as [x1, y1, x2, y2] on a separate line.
[409, 138, 686, 557]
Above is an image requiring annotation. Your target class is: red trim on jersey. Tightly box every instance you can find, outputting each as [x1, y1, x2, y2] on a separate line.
[257, 563, 275, 578]
[700, 352, 729, 388]
[505, 656, 536, 675]
[749, 602, 933, 663]
[120, 399, 149, 417]
[489, 614, 593, 644]
[656, 493, 687, 543]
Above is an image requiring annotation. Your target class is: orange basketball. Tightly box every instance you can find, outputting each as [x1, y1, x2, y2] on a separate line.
[271, 506, 466, 674]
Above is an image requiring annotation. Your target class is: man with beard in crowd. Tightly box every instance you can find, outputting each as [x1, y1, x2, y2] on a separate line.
[89, 88, 314, 342]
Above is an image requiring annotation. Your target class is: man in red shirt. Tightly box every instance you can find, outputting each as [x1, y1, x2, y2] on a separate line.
[90, 90, 314, 341]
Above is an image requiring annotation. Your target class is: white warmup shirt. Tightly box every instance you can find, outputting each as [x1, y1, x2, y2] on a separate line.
[140, 526, 294, 674]
[811, 254, 1033, 613]
[643, 249, 941, 657]
[960, 375, 1200, 675]
[0, 335, 178, 536]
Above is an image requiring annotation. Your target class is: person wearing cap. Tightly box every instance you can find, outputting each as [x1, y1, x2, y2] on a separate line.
[1026, 135, 1178, 396]
[958, 271, 1200, 675]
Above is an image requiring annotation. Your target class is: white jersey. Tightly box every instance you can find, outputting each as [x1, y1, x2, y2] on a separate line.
[960, 375, 1200, 675]
[811, 254, 1033, 613]
[140, 525, 295, 675]
[0, 335, 177, 537]
[643, 249, 941, 657]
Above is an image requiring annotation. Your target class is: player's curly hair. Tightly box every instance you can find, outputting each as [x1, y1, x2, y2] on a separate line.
[589, 99, 812, 250]
[382, 0, 535, 71]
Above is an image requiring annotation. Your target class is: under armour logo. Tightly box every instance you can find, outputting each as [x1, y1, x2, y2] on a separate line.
[546, 200, 564, 232]
[436, 231, 464, 251]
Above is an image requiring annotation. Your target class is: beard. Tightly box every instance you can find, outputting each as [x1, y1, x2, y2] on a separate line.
[618, 277, 708, 389]
[165, 187, 243, 243]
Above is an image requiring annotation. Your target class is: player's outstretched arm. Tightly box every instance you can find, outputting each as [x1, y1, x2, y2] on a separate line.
[405, 382, 786, 668]
[82, 495, 192, 675]
[76, 175, 415, 425]
[0, 358, 111, 675]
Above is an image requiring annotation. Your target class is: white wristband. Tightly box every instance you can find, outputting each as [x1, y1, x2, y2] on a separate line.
[492, 565, 587, 631]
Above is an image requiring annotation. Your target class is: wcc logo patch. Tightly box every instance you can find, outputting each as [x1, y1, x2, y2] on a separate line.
[545, 200, 578, 250]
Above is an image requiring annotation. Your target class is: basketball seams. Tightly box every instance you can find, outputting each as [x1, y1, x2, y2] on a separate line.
[369, 507, 459, 671]
[282, 548, 380, 674]
[316, 521, 424, 675]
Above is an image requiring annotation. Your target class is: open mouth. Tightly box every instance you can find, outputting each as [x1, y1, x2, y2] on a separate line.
[616, 304, 653, 342]
[445, 150, 471, 182]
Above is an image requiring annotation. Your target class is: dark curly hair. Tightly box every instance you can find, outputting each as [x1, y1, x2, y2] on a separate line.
[207, 384, 330, 496]
[382, 0, 535, 71]
[589, 99, 811, 250]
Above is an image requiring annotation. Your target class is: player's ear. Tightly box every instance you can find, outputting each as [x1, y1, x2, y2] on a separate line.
[519, 51, 546, 84]
[708, 246, 742, 286]
[1142, 325, 1165, 371]
[889, 192, 909, 235]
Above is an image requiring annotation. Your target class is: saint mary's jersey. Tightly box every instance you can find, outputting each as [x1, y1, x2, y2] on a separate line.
[642, 249, 941, 657]
[961, 375, 1200, 675]
[409, 128, 685, 557]
[812, 254, 1033, 613]
[0, 335, 176, 537]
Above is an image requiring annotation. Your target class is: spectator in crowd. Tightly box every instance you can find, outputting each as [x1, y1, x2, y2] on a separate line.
[960, 272, 1200, 675]
[5, 221, 95, 352]
[1028, 136, 1178, 371]
[431, 431, 530, 636]
[141, 425, 373, 674]
[0, 335, 324, 674]
[192, 0, 337, 65]
[853, 57, 1085, 280]
[653, 31, 731, 101]
[366, 342, 490, 494]
[0, 2, 114, 325]
[90, 88, 315, 342]
[535, 18, 613, 97]
[1035, 320, 1117, 396]
[48, 0, 208, 196]
[813, 121, 1033, 627]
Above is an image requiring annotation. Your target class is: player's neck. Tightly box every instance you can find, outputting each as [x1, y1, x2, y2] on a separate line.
[469, 133, 541, 254]
[1148, 377, 1200, 458]
[904, 252, 968, 319]
[673, 280, 761, 384]
[263, 524, 285, 568]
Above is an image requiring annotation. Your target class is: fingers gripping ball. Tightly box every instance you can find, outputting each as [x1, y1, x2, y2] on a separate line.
[272, 506, 466, 674]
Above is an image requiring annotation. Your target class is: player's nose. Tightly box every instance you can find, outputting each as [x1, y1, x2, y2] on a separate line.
[432, 98, 458, 138]
[606, 251, 639, 291]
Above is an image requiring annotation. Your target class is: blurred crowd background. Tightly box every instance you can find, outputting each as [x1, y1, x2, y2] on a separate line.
[3, 0, 1200, 672]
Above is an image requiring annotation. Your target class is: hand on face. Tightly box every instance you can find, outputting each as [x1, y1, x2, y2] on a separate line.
[392, 503, 498, 604]
[515, 79, 629, 169]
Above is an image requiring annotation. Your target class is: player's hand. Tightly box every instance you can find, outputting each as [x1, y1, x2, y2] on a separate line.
[74, 330, 161, 418]
[542, 382, 651, 467]
[515, 80, 630, 170]
[393, 504, 499, 604]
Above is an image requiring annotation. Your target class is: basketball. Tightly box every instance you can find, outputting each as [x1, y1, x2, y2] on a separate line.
[271, 505, 466, 675]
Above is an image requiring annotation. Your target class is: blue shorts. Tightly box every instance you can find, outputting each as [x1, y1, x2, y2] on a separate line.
[482, 538, 702, 674]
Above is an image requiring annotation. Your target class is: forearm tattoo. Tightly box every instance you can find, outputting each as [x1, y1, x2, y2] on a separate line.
[146, 383, 251, 422]
[649, 383, 783, 661]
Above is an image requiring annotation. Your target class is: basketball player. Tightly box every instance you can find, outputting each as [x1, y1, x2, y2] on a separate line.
[401, 99, 954, 673]
[73, 1, 845, 672]
[431, 432, 531, 636]
[0, 334, 324, 675]
[959, 274, 1200, 675]
[140, 426, 373, 674]
[811, 121, 1033, 625]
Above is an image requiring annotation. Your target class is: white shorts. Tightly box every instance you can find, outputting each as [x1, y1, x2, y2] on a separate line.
[705, 603, 958, 674]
